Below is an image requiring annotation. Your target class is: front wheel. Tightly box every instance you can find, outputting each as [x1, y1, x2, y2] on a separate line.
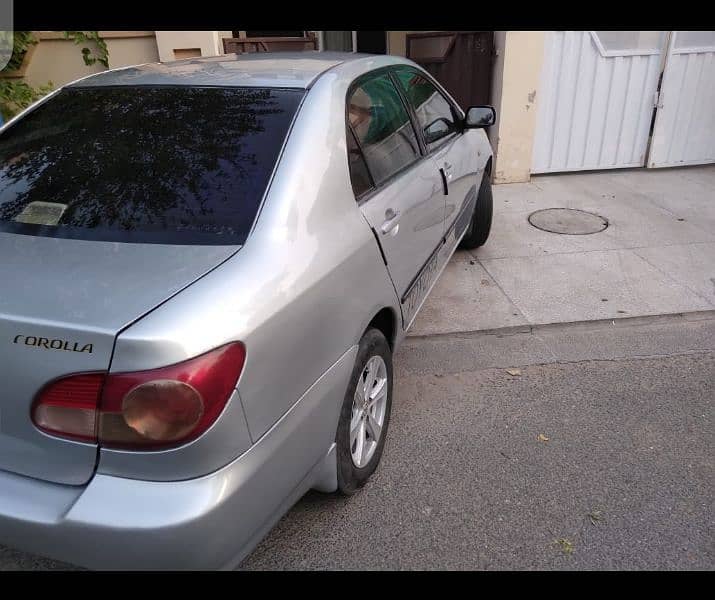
[335, 328, 393, 495]
[459, 172, 493, 250]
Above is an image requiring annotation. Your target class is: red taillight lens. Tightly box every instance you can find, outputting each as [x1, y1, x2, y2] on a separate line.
[32, 373, 105, 442]
[100, 342, 245, 449]
[31, 342, 245, 450]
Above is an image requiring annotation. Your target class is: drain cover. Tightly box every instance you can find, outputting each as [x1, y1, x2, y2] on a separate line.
[528, 208, 608, 235]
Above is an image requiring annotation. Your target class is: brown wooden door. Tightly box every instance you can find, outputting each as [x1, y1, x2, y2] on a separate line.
[406, 32, 494, 110]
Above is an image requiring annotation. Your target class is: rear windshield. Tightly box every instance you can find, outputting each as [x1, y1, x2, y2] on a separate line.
[0, 86, 304, 244]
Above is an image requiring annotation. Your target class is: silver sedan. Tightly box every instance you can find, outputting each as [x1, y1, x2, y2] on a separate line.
[0, 51, 494, 569]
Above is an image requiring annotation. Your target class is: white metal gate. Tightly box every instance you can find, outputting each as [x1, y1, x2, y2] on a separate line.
[647, 31, 715, 168]
[532, 31, 666, 173]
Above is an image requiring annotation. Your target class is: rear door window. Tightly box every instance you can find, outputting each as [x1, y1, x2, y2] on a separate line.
[346, 126, 373, 198]
[347, 73, 420, 186]
[0, 86, 304, 244]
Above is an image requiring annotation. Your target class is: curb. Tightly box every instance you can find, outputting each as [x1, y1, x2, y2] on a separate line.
[404, 309, 715, 343]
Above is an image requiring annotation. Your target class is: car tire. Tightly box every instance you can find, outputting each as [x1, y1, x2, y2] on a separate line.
[459, 171, 493, 250]
[335, 328, 393, 496]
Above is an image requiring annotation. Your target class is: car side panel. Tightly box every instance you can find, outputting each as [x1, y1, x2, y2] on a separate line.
[106, 68, 403, 482]
[431, 131, 480, 237]
[407, 65, 493, 237]
[358, 157, 445, 303]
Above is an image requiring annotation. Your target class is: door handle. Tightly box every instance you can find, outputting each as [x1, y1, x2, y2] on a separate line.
[380, 209, 400, 235]
[439, 168, 448, 195]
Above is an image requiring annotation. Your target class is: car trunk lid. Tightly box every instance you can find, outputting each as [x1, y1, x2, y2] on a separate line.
[0, 232, 237, 485]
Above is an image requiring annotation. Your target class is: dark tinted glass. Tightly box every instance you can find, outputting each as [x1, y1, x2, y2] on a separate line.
[346, 126, 373, 197]
[0, 86, 304, 244]
[347, 73, 420, 185]
[394, 68, 458, 150]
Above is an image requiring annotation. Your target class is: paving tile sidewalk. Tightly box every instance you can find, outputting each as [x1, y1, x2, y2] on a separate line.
[411, 166, 715, 336]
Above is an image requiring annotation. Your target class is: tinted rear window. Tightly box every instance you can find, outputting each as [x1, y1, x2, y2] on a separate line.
[0, 86, 304, 244]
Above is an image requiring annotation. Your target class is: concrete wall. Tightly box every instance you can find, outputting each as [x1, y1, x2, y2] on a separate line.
[487, 32, 506, 155]
[22, 32, 159, 89]
[387, 31, 412, 56]
[386, 30, 546, 183]
[489, 31, 545, 183]
[154, 31, 224, 62]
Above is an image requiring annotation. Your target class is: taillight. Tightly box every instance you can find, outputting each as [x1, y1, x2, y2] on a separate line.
[31, 342, 245, 450]
[99, 343, 245, 449]
[32, 374, 105, 442]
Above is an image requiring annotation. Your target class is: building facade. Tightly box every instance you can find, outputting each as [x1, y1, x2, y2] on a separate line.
[8, 30, 715, 183]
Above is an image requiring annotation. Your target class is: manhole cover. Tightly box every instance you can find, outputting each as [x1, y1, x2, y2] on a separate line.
[528, 208, 608, 235]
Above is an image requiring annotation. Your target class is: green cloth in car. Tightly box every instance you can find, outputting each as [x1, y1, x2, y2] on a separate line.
[360, 75, 410, 145]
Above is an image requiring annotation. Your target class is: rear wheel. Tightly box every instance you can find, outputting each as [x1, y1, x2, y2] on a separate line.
[459, 171, 493, 250]
[335, 328, 393, 495]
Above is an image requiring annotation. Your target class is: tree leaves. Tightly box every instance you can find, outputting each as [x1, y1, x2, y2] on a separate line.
[555, 538, 574, 555]
[1, 31, 109, 120]
[0, 80, 53, 122]
[63, 31, 110, 69]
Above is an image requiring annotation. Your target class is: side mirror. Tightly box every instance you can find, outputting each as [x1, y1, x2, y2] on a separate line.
[464, 105, 496, 129]
[424, 117, 453, 144]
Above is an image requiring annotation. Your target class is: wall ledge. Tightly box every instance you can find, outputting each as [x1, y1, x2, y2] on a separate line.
[35, 31, 155, 40]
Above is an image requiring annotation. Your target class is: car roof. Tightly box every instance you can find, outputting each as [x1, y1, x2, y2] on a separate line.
[68, 52, 413, 90]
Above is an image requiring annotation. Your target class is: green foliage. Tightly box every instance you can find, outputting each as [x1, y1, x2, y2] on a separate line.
[4, 30, 38, 72]
[63, 31, 110, 68]
[0, 80, 53, 122]
[0, 31, 108, 121]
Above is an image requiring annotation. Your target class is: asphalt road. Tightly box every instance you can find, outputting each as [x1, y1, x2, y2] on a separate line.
[2, 315, 714, 570]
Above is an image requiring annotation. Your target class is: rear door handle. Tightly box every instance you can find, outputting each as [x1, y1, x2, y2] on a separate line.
[380, 209, 400, 235]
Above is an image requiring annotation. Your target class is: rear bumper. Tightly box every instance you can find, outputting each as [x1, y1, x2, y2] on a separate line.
[0, 449, 332, 570]
[0, 345, 356, 570]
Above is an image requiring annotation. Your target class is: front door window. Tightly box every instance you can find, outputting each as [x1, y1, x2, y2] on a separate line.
[394, 68, 458, 152]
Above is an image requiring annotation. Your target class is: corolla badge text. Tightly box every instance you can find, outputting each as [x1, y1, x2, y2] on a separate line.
[13, 334, 93, 354]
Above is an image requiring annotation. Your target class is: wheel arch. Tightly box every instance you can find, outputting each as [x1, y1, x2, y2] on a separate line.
[364, 306, 398, 351]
